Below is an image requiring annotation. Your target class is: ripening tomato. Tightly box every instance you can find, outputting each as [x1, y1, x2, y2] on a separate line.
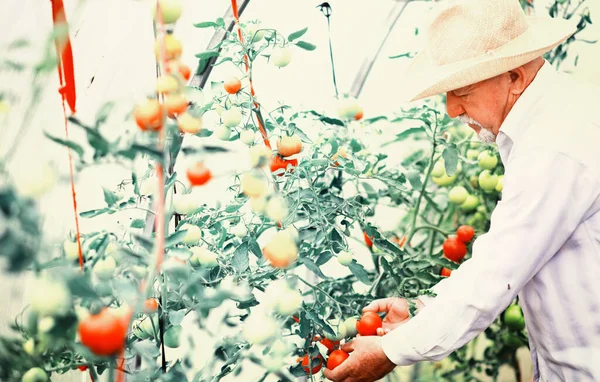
[327, 349, 349, 370]
[356, 311, 383, 336]
[263, 231, 298, 268]
[134, 99, 163, 131]
[363, 231, 374, 248]
[155, 34, 182, 60]
[186, 162, 212, 186]
[166, 60, 191, 81]
[177, 112, 202, 134]
[270, 155, 298, 175]
[151, 0, 183, 24]
[297, 354, 323, 374]
[224, 77, 242, 94]
[456, 225, 475, 243]
[156, 75, 179, 94]
[144, 298, 159, 313]
[78, 308, 127, 356]
[320, 337, 340, 351]
[354, 109, 364, 120]
[441, 267, 452, 277]
[277, 135, 302, 157]
[443, 236, 467, 262]
[165, 94, 188, 117]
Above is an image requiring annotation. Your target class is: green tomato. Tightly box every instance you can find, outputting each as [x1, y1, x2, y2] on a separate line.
[325, 319, 348, 341]
[164, 325, 182, 348]
[222, 108, 242, 127]
[432, 172, 457, 187]
[63, 239, 80, 261]
[133, 319, 151, 339]
[337, 251, 353, 266]
[448, 186, 468, 205]
[431, 161, 445, 177]
[466, 149, 480, 161]
[504, 305, 526, 331]
[243, 312, 278, 345]
[478, 170, 499, 192]
[23, 338, 36, 356]
[28, 278, 71, 317]
[215, 124, 232, 141]
[271, 46, 292, 68]
[460, 194, 479, 212]
[470, 175, 479, 189]
[151, 0, 183, 24]
[139, 316, 158, 337]
[240, 129, 256, 145]
[93, 256, 117, 280]
[343, 317, 359, 337]
[275, 289, 302, 316]
[500, 331, 523, 349]
[189, 247, 219, 268]
[22, 368, 48, 382]
[180, 223, 202, 245]
[478, 151, 498, 170]
[496, 175, 504, 192]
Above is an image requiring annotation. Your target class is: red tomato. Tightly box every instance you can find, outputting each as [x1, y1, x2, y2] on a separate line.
[354, 110, 363, 120]
[224, 77, 242, 94]
[356, 311, 383, 336]
[134, 99, 163, 131]
[441, 267, 452, 277]
[327, 349, 349, 370]
[144, 298, 159, 313]
[443, 236, 467, 262]
[186, 162, 212, 186]
[270, 155, 298, 175]
[298, 354, 323, 374]
[77, 366, 88, 371]
[363, 231, 374, 248]
[78, 308, 127, 356]
[320, 337, 340, 352]
[456, 225, 475, 243]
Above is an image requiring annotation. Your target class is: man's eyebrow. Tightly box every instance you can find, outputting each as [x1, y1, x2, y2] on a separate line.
[453, 85, 475, 95]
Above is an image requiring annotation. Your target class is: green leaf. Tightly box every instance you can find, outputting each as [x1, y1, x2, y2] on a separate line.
[225, 204, 243, 213]
[288, 27, 308, 42]
[390, 127, 425, 144]
[44, 132, 84, 157]
[102, 188, 119, 207]
[130, 219, 145, 229]
[315, 250, 333, 266]
[193, 21, 218, 28]
[165, 230, 188, 248]
[80, 208, 110, 218]
[442, 146, 459, 176]
[95, 102, 115, 127]
[295, 41, 316, 51]
[405, 170, 422, 189]
[66, 273, 99, 299]
[232, 243, 249, 272]
[248, 238, 262, 258]
[133, 340, 161, 359]
[329, 228, 345, 254]
[301, 257, 326, 279]
[169, 310, 186, 326]
[304, 310, 335, 337]
[195, 50, 220, 59]
[349, 262, 371, 285]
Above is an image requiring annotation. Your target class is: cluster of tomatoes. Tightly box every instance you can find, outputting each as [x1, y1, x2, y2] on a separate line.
[296, 310, 383, 374]
[270, 135, 302, 175]
[441, 225, 475, 276]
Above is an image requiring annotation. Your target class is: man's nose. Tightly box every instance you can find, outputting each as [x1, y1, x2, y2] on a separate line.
[445, 92, 465, 118]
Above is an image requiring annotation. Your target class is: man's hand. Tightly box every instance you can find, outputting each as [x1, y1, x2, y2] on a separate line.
[322, 336, 396, 382]
[362, 297, 423, 336]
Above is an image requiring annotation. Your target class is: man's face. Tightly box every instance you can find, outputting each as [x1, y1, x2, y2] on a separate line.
[445, 73, 512, 142]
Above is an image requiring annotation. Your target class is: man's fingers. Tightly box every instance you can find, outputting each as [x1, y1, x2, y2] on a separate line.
[323, 360, 352, 381]
[341, 341, 355, 353]
[362, 297, 395, 313]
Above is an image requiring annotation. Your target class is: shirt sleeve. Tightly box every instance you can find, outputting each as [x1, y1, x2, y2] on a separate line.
[381, 147, 600, 366]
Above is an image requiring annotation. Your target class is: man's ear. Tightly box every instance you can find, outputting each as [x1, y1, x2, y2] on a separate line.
[507, 66, 528, 95]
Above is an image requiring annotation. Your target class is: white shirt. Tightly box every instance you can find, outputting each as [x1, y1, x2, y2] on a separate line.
[381, 61, 600, 381]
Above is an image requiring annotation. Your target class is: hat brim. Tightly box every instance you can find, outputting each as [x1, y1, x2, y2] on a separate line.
[400, 16, 577, 103]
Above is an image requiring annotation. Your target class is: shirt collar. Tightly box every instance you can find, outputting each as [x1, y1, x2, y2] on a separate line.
[496, 60, 556, 160]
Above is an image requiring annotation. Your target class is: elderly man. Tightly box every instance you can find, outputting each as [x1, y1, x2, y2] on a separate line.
[324, 0, 600, 381]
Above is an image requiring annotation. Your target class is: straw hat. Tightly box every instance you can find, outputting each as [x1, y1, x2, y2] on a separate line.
[402, 0, 577, 102]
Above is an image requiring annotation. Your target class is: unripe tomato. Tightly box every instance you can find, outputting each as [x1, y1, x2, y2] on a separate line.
[164, 325, 182, 348]
[222, 107, 242, 127]
[327, 350, 349, 370]
[298, 354, 323, 374]
[337, 251, 353, 266]
[275, 288, 303, 315]
[151, 0, 183, 24]
[166, 60, 191, 81]
[162, 258, 190, 279]
[270, 155, 298, 175]
[240, 129, 256, 145]
[177, 112, 202, 134]
[180, 223, 202, 245]
[23, 338, 35, 356]
[231, 221, 248, 238]
[460, 194, 479, 211]
[337, 97, 362, 120]
[78, 308, 127, 356]
[343, 317, 359, 337]
[165, 94, 188, 117]
[21, 367, 48, 382]
[265, 195, 288, 222]
[214, 124, 232, 140]
[143, 298, 159, 313]
[363, 231, 374, 248]
[156, 75, 179, 94]
[37, 317, 55, 333]
[325, 320, 348, 341]
[189, 246, 219, 268]
[134, 99, 163, 131]
[456, 225, 475, 243]
[470, 175, 479, 189]
[28, 278, 71, 317]
[245, 23, 265, 42]
[441, 267, 452, 277]
[466, 149, 480, 161]
[432, 172, 458, 187]
[224, 77, 242, 94]
[504, 305, 526, 331]
[263, 231, 298, 268]
[250, 196, 267, 214]
[277, 135, 302, 157]
[248, 145, 271, 168]
[478, 170, 499, 192]
[443, 236, 467, 262]
[243, 312, 278, 344]
[285, 226, 300, 242]
[187, 162, 212, 186]
[155, 34, 182, 60]
[173, 193, 198, 215]
[271, 46, 292, 67]
[356, 312, 383, 336]
[63, 239, 80, 261]
[448, 186, 468, 204]
[478, 151, 498, 170]
[496, 175, 504, 192]
[93, 256, 117, 280]
[431, 161, 445, 177]
[241, 173, 267, 198]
